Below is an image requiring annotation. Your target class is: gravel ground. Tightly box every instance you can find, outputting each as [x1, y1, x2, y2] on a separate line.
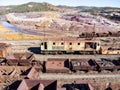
[35, 54, 120, 61]
[41, 73, 120, 80]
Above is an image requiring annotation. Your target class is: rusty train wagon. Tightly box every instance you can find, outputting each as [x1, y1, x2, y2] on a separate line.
[95, 59, 120, 72]
[70, 58, 98, 72]
[40, 38, 101, 54]
[102, 48, 120, 55]
[45, 58, 70, 73]
[79, 31, 120, 38]
[0, 43, 11, 58]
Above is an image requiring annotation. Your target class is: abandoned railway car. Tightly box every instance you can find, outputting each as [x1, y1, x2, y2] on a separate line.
[70, 59, 98, 72]
[40, 38, 120, 55]
[0, 43, 11, 58]
[40, 38, 101, 54]
[95, 59, 120, 71]
[102, 47, 120, 54]
[5, 58, 41, 66]
[0, 53, 41, 66]
[79, 31, 120, 38]
[45, 58, 70, 73]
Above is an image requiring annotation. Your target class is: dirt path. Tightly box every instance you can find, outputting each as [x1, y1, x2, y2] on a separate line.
[41, 73, 120, 80]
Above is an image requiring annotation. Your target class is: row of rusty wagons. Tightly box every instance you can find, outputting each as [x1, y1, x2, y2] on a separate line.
[44, 58, 120, 73]
[1, 54, 120, 73]
[0, 52, 41, 67]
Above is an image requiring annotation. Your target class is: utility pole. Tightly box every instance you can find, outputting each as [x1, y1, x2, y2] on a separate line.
[92, 20, 96, 55]
[92, 21, 96, 40]
[19, 28, 24, 39]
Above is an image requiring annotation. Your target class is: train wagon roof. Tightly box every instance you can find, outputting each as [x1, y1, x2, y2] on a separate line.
[41, 38, 100, 42]
[47, 58, 68, 61]
[71, 58, 90, 62]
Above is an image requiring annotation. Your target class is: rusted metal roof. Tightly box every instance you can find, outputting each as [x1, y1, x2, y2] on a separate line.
[18, 59, 30, 66]
[17, 79, 57, 90]
[21, 67, 39, 79]
[46, 58, 69, 73]
[8, 68, 17, 76]
[7, 59, 18, 66]
[13, 52, 34, 60]
[41, 37, 100, 42]
[46, 58, 69, 68]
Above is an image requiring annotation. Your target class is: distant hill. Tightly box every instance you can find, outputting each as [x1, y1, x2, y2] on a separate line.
[57, 5, 75, 9]
[58, 5, 120, 12]
[0, 6, 14, 14]
[0, 2, 66, 14]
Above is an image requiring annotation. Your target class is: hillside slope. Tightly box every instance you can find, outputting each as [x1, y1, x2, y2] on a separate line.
[1, 2, 67, 14]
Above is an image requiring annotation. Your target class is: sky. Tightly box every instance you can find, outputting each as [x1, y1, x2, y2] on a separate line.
[0, 0, 120, 7]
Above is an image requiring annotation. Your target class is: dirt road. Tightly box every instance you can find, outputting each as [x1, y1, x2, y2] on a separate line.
[41, 73, 120, 80]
